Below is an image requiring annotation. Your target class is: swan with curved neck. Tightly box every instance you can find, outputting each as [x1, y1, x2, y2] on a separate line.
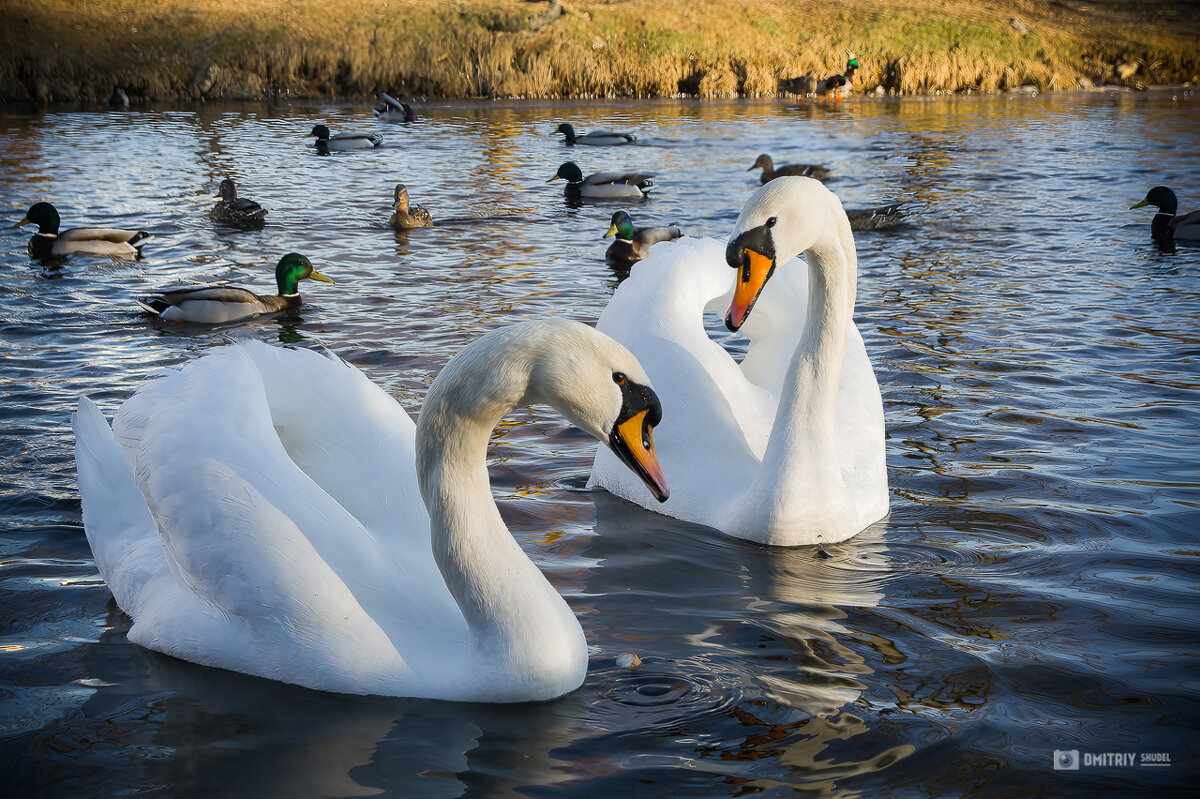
[590, 177, 888, 545]
[74, 320, 668, 701]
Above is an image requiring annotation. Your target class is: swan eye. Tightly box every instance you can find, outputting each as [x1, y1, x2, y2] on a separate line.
[613, 372, 627, 385]
[765, 216, 777, 228]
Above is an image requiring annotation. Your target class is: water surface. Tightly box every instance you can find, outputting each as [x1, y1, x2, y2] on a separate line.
[1, 92, 1198, 796]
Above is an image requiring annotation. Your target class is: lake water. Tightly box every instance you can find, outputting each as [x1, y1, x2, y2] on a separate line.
[1, 91, 1197, 796]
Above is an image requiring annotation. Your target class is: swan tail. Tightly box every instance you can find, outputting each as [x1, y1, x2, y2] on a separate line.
[73, 396, 162, 617]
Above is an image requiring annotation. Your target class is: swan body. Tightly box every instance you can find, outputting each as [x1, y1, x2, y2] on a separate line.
[590, 178, 888, 546]
[604, 210, 681, 267]
[550, 162, 654, 200]
[373, 93, 416, 122]
[556, 123, 636, 146]
[748, 154, 831, 184]
[137, 253, 332, 324]
[1131, 186, 1200, 242]
[74, 320, 668, 701]
[210, 178, 267, 227]
[14, 202, 152, 258]
[388, 184, 432, 229]
[310, 124, 383, 152]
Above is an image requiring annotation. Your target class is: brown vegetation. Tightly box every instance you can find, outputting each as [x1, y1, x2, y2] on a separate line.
[1, 0, 1196, 103]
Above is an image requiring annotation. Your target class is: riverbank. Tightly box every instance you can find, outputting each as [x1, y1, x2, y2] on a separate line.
[2, 0, 1197, 104]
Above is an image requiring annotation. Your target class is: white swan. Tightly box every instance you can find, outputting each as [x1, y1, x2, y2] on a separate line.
[73, 320, 669, 701]
[589, 177, 888, 546]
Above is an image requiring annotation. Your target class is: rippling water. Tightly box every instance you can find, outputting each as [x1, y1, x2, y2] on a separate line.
[1, 92, 1197, 796]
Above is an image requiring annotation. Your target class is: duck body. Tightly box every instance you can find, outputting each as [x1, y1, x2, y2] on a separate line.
[73, 320, 667, 700]
[387, 184, 432, 229]
[210, 178, 267, 227]
[604, 210, 682, 266]
[556, 123, 636, 146]
[551, 162, 654, 200]
[310, 124, 383, 152]
[14, 202, 152, 258]
[137, 253, 332, 324]
[846, 202, 907, 231]
[590, 178, 888, 546]
[1131, 186, 1200, 242]
[373, 92, 416, 122]
[748, 154, 831, 184]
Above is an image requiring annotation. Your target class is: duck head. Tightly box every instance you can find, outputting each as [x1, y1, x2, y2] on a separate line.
[13, 202, 61, 235]
[275, 253, 333, 296]
[605, 210, 635, 240]
[548, 162, 584, 185]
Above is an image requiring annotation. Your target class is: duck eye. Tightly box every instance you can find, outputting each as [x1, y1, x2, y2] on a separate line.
[765, 216, 777, 228]
[613, 372, 627, 386]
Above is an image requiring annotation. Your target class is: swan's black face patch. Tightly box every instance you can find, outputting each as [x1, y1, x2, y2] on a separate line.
[608, 377, 669, 502]
[724, 223, 777, 332]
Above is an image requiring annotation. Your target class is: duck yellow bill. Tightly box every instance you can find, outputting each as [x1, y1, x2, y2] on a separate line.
[308, 268, 334, 284]
[1130, 199, 1150, 210]
[726, 248, 775, 331]
[12, 216, 30, 228]
[612, 410, 669, 502]
[604, 223, 618, 238]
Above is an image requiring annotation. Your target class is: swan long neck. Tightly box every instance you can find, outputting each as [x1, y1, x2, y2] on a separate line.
[755, 214, 857, 528]
[415, 349, 579, 661]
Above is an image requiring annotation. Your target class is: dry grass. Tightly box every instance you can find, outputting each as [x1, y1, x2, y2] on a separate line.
[1, 0, 1196, 102]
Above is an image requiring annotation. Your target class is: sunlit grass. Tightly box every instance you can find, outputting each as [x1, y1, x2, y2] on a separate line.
[1, 0, 1196, 101]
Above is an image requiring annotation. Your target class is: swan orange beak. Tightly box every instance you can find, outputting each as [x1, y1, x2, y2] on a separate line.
[726, 247, 775, 332]
[609, 409, 669, 502]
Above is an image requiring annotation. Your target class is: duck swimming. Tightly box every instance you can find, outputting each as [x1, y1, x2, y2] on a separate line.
[136, 253, 332, 323]
[604, 210, 681, 267]
[73, 319, 668, 700]
[310, 124, 384, 153]
[550, 162, 654, 200]
[748, 154, 831, 184]
[388, 184, 433, 229]
[13, 202, 152, 259]
[1131, 186, 1200, 243]
[590, 178, 888, 546]
[555, 123, 636, 146]
[210, 178, 267, 227]
[373, 92, 416, 122]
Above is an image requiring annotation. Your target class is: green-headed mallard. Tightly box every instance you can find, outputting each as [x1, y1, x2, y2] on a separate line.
[556, 123, 636, 146]
[1131, 186, 1200, 243]
[210, 178, 267, 227]
[604, 210, 681, 266]
[549, 162, 654, 200]
[137, 253, 332, 324]
[818, 57, 859, 100]
[373, 92, 416, 123]
[14, 202, 152, 259]
[748, 154, 830, 184]
[388, 184, 432, 229]
[310, 124, 383, 154]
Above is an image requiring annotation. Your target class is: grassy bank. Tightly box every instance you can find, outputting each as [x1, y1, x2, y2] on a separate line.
[2, 0, 1197, 103]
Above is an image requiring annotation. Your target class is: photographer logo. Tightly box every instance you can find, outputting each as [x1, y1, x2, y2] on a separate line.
[1053, 750, 1080, 771]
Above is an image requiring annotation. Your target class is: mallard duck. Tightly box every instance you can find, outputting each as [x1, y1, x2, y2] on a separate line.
[779, 73, 819, 97]
[589, 178, 888, 546]
[136, 253, 332, 324]
[73, 319, 668, 700]
[210, 178, 267, 227]
[1131, 186, 1200, 242]
[604, 210, 681, 266]
[549, 162, 654, 200]
[13, 202, 152, 259]
[748, 154, 831, 184]
[388, 184, 432, 229]
[556, 123, 636, 146]
[818, 57, 859, 100]
[310, 124, 383, 153]
[373, 92, 416, 123]
[846, 201, 907, 231]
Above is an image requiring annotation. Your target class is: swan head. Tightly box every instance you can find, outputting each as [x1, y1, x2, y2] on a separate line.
[520, 320, 669, 502]
[724, 177, 840, 331]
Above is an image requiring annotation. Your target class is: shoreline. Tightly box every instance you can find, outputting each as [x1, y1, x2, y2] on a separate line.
[3, 0, 1197, 106]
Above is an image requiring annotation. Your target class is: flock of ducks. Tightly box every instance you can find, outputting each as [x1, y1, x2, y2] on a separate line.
[18, 98, 1196, 704]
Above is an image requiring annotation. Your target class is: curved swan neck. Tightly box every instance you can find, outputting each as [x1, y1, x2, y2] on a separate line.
[414, 337, 578, 657]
